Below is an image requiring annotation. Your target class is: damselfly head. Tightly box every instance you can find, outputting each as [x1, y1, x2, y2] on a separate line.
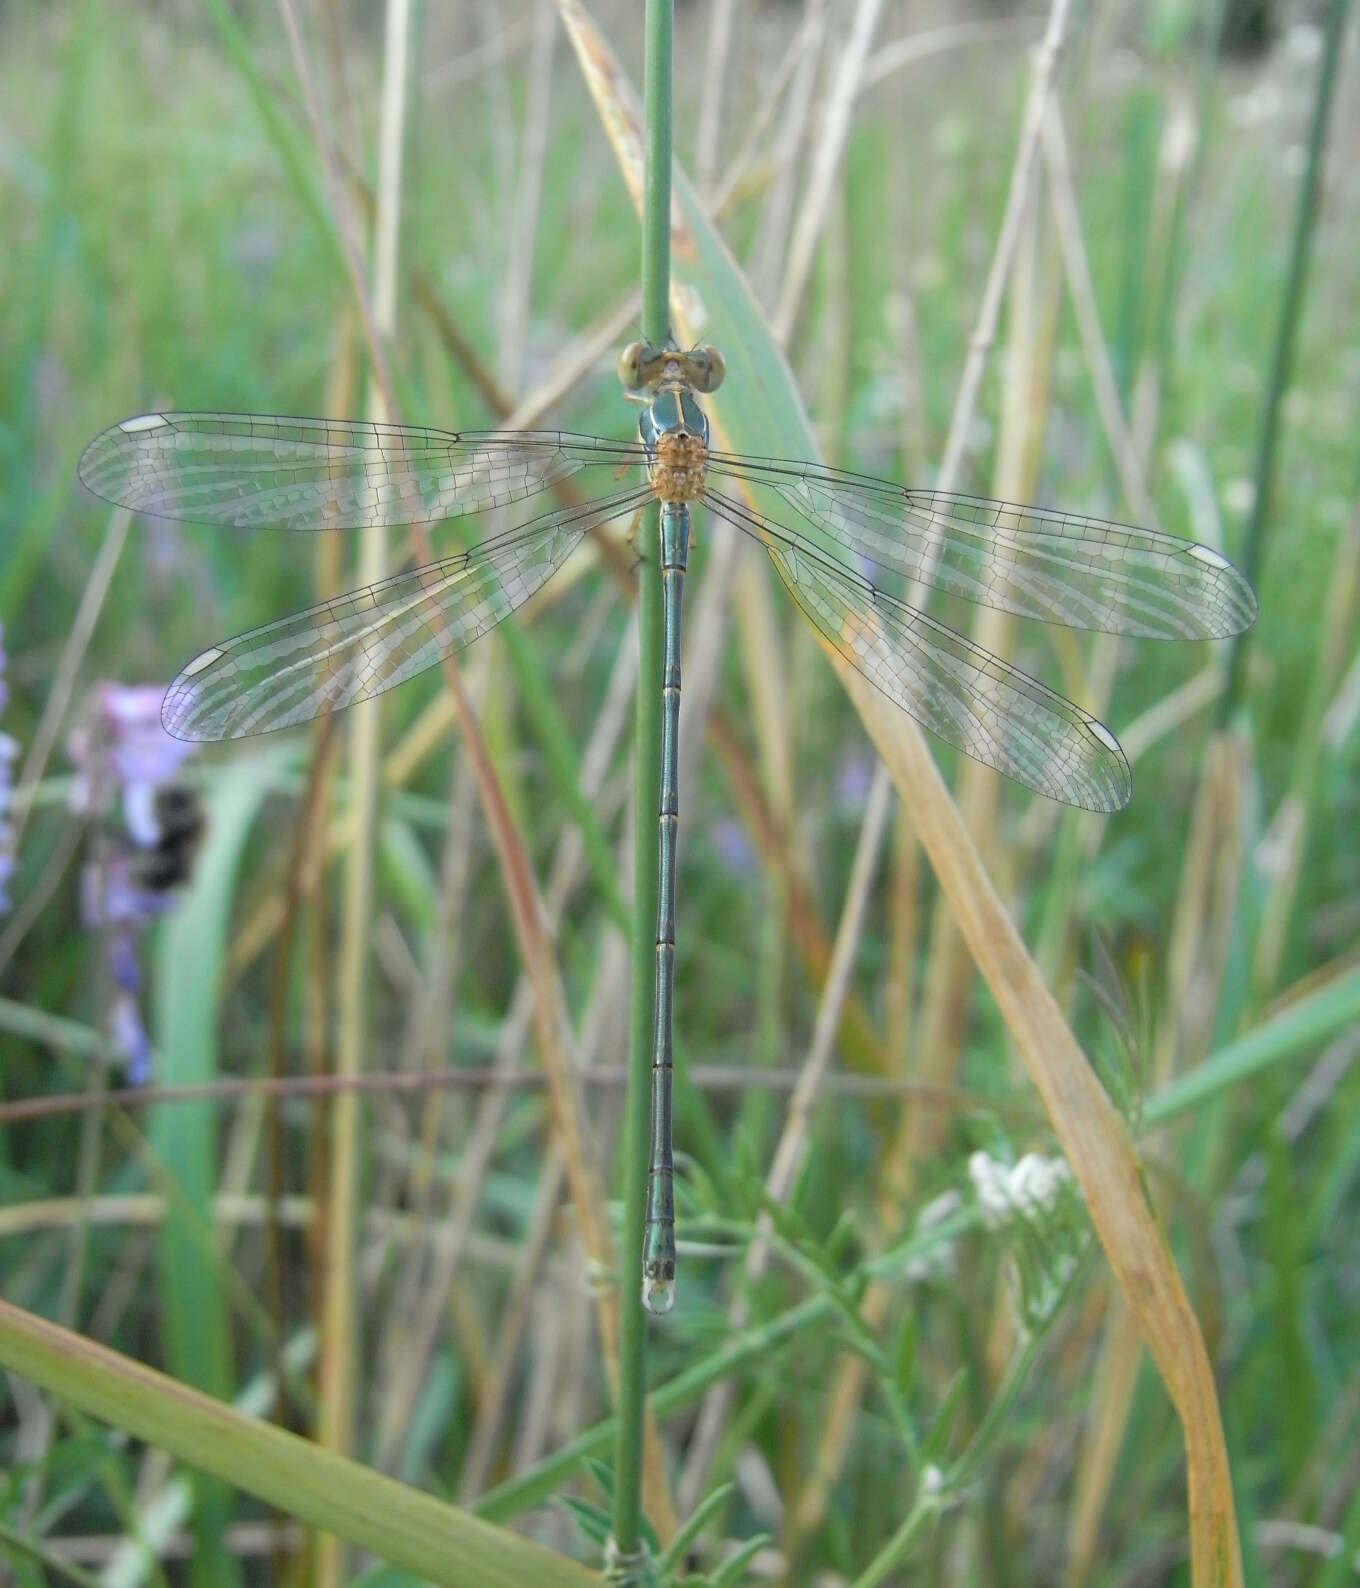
[618, 340, 726, 398]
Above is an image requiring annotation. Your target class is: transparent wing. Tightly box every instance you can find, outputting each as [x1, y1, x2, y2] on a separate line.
[705, 454, 1256, 641]
[704, 489, 1131, 812]
[163, 484, 651, 741]
[79, 412, 648, 531]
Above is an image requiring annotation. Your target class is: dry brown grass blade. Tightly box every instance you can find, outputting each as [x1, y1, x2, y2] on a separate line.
[1067, 1298, 1144, 1583]
[850, 672, 1243, 1586]
[707, 705, 891, 1080]
[909, 191, 1060, 1169]
[555, 0, 1241, 1575]
[795, 181, 1061, 1546]
[300, 5, 410, 1579]
[680, 765, 894, 1511]
[773, 0, 886, 344]
[280, 0, 677, 1538]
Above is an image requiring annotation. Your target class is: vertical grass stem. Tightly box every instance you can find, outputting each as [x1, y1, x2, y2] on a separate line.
[1219, 0, 1351, 720]
[612, 0, 673, 1564]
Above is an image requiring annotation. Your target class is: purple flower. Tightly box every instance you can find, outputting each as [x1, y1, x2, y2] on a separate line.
[80, 852, 174, 929]
[68, 681, 198, 1083]
[111, 994, 153, 1087]
[68, 682, 192, 818]
[835, 750, 874, 812]
[712, 816, 755, 875]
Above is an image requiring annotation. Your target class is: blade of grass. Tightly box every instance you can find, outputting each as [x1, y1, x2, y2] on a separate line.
[152, 749, 293, 1588]
[282, 5, 413, 1584]
[1219, 0, 1352, 721]
[0, 1301, 599, 1588]
[1250, 479, 1360, 997]
[610, 0, 672, 1564]
[276, 27, 646, 1525]
[772, 0, 885, 345]
[556, 2, 1243, 1578]
[1145, 962, 1360, 1126]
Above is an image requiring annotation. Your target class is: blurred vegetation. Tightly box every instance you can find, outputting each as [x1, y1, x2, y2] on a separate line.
[1, 0, 1358, 1584]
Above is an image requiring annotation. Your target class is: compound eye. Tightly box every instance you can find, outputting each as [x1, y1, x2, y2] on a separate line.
[618, 341, 646, 390]
[695, 345, 726, 392]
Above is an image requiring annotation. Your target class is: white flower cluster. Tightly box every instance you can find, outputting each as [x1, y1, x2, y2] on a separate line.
[970, 1151, 1086, 1328]
[968, 1151, 1072, 1232]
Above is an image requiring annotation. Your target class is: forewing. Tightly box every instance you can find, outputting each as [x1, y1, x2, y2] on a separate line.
[705, 456, 1256, 641]
[163, 485, 651, 741]
[79, 412, 647, 531]
[704, 489, 1131, 812]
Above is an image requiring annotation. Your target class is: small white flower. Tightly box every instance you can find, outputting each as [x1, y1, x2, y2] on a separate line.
[123, 781, 161, 848]
[1009, 1153, 1071, 1220]
[969, 1152, 1014, 1231]
[970, 1151, 1073, 1230]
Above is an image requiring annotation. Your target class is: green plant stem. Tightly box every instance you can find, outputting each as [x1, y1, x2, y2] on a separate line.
[613, 0, 674, 1563]
[0, 1301, 598, 1588]
[1219, 0, 1351, 721]
[485, 1208, 979, 1525]
[0, 1520, 103, 1588]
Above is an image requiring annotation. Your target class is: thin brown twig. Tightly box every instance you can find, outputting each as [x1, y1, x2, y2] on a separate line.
[457, 1145, 567, 1499]
[0, 1062, 1019, 1129]
[707, 13, 817, 220]
[276, 3, 630, 1453]
[695, 0, 736, 196]
[705, 705, 892, 1079]
[679, 763, 894, 1510]
[860, 15, 1042, 91]
[5, 509, 131, 860]
[773, 0, 886, 346]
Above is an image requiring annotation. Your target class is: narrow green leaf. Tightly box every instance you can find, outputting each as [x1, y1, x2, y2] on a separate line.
[0, 1300, 599, 1588]
[152, 748, 292, 1587]
[894, 1312, 917, 1402]
[922, 1370, 968, 1467]
[0, 1518, 103, 1588]
[555, 1496, 614, 1549]
[585, 1458, 615, 1501]
[659, 1483, 734, 1575]
[1145, 964, 1360, 1124]
[706, 1533, 771, 1588]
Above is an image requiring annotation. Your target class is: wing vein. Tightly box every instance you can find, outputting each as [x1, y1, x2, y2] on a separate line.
[702, 487, 1131, 812]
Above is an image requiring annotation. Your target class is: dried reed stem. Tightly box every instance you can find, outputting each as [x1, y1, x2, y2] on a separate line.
[773, 0, 885, 345]
[298, 0, 411, 1578]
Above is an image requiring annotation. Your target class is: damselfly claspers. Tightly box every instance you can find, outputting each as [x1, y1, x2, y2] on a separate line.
[78, 339, 1257, 1312]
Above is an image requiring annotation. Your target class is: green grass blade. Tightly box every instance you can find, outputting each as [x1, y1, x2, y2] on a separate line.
[151, 747, 293, 1587]
[1145, 964, 1360, 1125]
[0, 1300, 599, 1588]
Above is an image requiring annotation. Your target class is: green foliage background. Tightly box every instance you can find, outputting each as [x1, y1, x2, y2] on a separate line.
[1, 0, 1357, 1583]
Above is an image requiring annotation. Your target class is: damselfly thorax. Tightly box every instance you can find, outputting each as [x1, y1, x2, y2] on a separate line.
[620, 339, 725, 505]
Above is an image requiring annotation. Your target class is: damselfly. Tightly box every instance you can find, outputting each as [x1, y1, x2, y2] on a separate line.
[79, 341, 1256, 1312]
